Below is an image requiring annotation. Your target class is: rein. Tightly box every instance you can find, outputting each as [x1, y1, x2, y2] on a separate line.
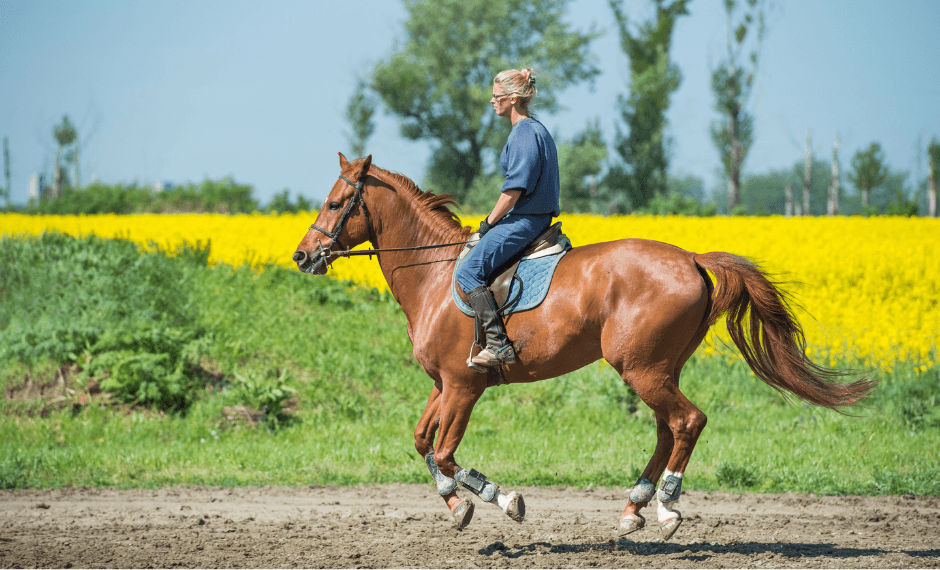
[310, 174, 469, 262]
[328, 240, 471, 258]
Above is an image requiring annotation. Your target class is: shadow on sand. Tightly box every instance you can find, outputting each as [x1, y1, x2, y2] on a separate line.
[478, 539, 940, 562]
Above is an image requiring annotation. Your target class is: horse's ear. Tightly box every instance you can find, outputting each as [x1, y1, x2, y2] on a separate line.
[356, 154, 372, 179]
[338, 152, 349, 169]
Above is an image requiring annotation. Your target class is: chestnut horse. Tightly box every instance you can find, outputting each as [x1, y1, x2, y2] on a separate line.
[293, 154, 875, 539]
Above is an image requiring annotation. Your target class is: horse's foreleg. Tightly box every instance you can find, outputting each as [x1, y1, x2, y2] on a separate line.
[413, 384, 474, 524]
[453, 465, 526, 522]
[414, 383, 442, 458]
[620, 414, 674, 535]
[431, 378, 491, 528]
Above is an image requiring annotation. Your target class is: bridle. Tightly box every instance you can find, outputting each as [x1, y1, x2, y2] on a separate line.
[304, 174, 470, 272]
[309, 175, 376, 260]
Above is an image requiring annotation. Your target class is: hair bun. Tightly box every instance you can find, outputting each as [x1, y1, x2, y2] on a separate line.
[523, 68, 536, 87]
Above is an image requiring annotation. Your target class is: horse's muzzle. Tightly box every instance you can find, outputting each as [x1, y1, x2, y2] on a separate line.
[292, 250, 328, 275]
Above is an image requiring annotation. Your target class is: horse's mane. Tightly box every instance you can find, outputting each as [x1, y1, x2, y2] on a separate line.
[365, 162, 470, 239]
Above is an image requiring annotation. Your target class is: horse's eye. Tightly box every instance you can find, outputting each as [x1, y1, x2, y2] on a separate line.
[329, 201, 342, 211]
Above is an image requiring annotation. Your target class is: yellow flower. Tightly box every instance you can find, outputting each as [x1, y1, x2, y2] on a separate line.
[3, 213, 938, 367]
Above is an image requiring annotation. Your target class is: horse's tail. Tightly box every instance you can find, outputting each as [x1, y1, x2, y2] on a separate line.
[693, 252, 877, 411]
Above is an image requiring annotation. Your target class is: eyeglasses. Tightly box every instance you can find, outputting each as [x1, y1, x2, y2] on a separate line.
[491, 92, 514, 100]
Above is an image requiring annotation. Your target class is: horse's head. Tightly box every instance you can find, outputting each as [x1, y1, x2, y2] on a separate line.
[293, 153, 374, 275]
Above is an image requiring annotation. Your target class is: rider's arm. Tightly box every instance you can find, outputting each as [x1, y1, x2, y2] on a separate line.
[486, 189, 522, 225]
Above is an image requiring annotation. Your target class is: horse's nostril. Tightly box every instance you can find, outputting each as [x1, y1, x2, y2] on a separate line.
[292, 251, 307, 264]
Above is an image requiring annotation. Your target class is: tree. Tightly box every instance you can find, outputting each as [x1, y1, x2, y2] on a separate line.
[827, 134, 841, 216]
[2, 136, 10, 208]
[344, 78, 377, 159]
[847, 142, 888, 211]
[557, 120, 607, 213]
[882, 168, 916, 216]
[802, 130, 812, 215]
[52, 115, 78, 198]
[370, 0, 600, 202]
[606, 0, 690, 211]
[667, 172, 706, 203]
[710, 0, 765, 212]
[740, 157, 832, 215]
[928, 138, 939, 218]
[266, 189, 315, 214]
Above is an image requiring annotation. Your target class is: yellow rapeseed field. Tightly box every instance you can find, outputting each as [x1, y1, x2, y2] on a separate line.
[2, 212, 937, 369]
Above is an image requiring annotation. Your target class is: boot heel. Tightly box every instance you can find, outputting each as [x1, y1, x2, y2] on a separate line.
[495, 346, 516, 365]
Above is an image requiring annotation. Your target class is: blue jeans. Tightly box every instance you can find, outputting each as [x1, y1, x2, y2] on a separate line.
[455, 213, 552, 292]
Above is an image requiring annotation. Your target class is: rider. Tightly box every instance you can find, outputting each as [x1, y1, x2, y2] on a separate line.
[455, 67, 561, 369]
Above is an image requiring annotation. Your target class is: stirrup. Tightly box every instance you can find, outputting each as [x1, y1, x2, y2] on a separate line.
[471, 345, 516, 367]
[467, 343, 488, 372]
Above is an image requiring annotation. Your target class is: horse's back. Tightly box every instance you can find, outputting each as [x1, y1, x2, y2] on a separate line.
[559, 238, 707, 306]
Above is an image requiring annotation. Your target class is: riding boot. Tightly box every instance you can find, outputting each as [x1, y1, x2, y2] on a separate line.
[466, 286, 516, 367]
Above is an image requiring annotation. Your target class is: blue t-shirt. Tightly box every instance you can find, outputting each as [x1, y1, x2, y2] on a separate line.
[500, 118, 561, 217]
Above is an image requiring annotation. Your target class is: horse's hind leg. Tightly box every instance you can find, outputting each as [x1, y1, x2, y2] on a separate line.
[620, 413, 674, 535]
[617, 366, 707, 540]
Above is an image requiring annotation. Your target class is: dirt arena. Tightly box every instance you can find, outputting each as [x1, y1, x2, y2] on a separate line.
[2, 484, 938, 568]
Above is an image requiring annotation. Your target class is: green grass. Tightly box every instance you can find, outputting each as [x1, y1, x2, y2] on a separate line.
[1, 233, 937, 495]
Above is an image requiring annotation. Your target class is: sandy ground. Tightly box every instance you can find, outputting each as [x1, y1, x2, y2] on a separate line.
[1, 484, 938, 569]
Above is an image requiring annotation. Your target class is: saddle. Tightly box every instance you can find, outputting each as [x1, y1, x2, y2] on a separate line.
[453, 222, 570, 311]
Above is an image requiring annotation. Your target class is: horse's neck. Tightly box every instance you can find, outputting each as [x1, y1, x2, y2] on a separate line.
[369, 185, 467, 318]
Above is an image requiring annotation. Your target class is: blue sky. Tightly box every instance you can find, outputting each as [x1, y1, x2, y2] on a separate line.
[1, 0, 938, 207]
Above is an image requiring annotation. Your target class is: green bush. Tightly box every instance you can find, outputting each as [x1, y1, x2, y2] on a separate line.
[0, 450, 30, 490]
[715, 461, 759, 488]
[638, 193, 719, 216]
[22, 179, 320, 215]
[0, 232, 209, 409]
[230, 368, 298, 421]
[874, 367, 940, 430]
[22, 178, 269, 215]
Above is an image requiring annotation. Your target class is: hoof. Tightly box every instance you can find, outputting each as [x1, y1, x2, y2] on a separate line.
[660, 515, 682, 540]
[618, 513, 645, 536]
[452, 498, 474, 529]
[503, 491, 525, 522]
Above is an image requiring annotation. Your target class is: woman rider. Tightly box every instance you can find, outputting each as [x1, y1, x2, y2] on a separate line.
[455, 67, 561, 370]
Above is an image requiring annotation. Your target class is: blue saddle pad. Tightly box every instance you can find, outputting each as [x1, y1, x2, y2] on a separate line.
[452, 247, 569, 317]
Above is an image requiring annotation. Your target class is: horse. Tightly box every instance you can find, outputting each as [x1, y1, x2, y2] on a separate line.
[293, 153, 876, 539]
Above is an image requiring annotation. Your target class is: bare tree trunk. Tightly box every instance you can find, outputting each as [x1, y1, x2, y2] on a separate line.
[2, 137, 10, 208]
[862, 187, 870, 209]
[728, 114, 740, 212]
[785, 184, 794, 217]
[827, 134, 840, 216]
[802, 130, 812, 216]
[53, 149, 62, 200]
[75, 138, 81, 189]
[929, 153, 937, 218]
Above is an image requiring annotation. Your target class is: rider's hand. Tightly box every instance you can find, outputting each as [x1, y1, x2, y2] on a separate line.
[478, 218, 492, 237]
